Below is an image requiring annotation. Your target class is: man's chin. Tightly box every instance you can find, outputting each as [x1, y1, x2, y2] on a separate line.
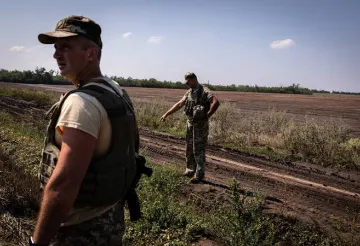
[59, 70, 72, 79]
[59, 70, 67, 76]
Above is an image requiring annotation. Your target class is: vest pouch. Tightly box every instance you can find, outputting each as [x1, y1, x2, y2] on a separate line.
[192, 105, 207, 121]
[39, 144, 60, 189]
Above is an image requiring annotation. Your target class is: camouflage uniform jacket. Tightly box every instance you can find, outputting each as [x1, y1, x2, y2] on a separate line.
[181, 84, 214, 123]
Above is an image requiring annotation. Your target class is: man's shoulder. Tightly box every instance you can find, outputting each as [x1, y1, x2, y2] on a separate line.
[68, 78, 123, 104]
[62, 91, 102, 109]
[202, 86, 212, 93]
[88, 76, 124, 96]
[184, 88, 192, 96]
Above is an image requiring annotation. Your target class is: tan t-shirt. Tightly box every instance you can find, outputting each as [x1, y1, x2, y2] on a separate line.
[55, 77, 124, 226]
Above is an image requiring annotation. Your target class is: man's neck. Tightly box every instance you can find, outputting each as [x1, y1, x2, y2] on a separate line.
[191, 83, 201, 91]
[72, 66, 103, 88]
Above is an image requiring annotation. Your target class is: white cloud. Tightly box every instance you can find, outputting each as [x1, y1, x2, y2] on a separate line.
[148, 36, 164, 44]
[9, 45, 44, 54]
[25, 45, 44, 53]
[9, 46, 26, 52]
[122, 32, 132, 38]
[270, 39, 295, 49]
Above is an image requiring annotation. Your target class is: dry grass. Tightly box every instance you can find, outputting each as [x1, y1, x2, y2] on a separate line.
[134, 99, 360, 169]
[282, 117, 355, 168]
[0, 110, 42, 245]
[133, 98, 187, 136]
[0, 156, 39, 246]
[0, 87, 58, 107]
[212, 103, 360, 169]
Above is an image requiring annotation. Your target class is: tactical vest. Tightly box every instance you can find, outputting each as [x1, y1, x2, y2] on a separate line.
[184, 85, 211, 120]
[39, 83, 137, 208]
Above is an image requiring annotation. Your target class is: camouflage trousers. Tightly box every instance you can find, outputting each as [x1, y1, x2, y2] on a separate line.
[185, 120, 209, 179]
[50, 201, 125, 246]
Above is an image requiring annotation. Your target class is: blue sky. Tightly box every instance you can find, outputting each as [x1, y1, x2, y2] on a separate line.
[1, 0, 359, 92]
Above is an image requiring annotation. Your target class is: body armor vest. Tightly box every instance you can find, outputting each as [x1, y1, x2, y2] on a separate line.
[184, 85, 211, 121]
[39, 83, 138, 208]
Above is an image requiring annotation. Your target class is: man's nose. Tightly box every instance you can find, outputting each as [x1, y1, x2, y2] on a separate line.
[53, 49, 61, 59]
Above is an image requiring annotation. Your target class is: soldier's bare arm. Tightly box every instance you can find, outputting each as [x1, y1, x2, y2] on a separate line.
[33, 127, 97, 244]
[160, 99, 185, 121]
[207, 95, 220, 119]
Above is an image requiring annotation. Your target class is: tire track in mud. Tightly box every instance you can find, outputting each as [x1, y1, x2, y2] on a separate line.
[139, 128, 360, 232]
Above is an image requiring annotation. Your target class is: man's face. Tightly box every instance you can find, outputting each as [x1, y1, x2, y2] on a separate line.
[186, 79, 197, 89]
[53, 36, 92, 80]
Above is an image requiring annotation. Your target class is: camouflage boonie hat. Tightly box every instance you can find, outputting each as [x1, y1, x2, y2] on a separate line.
[184, 72, 197, 84]
[38, 15, 103, 49]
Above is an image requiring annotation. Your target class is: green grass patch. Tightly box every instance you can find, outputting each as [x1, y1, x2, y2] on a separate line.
[0, 111, 45, 176]
[0, 111, 45, 142]
[123, 163, 202, 245]
[123, 163, 355, 246]
[0, 87, 57, 107]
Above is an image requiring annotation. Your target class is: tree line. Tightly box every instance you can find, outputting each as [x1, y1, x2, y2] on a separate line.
[0, 67, 70, 85]
[1, 67, 358, 95]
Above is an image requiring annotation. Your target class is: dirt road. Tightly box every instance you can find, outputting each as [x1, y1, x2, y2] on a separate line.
[139, 128, 360, 232]
[1, 82, 360, 237]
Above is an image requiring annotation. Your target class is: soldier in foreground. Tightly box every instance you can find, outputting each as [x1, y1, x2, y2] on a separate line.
[160, 72, 220, 183]
[30, 15, 142, 245]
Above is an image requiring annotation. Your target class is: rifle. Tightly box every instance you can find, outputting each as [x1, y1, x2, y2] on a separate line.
[125, 154, 152, 221]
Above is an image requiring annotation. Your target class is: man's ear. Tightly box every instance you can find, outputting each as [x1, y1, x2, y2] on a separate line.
[87, 47, 98, 61]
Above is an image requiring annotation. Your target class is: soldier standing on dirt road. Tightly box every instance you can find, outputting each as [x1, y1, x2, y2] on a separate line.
[160, 72, 220, 183]
[30, 15, 139, 245]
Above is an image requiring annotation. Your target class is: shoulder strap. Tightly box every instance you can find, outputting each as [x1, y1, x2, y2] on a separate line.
[89, 78, 135, 115]
[195, 85, 204, 105]
[77, 85, 130, 118]
[83, 78, 141, 154]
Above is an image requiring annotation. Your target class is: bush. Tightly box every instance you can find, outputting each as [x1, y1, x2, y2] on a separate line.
[133, 98, 186, 136]
[282, 118, 358, 168]
[209, 101, 234, 144]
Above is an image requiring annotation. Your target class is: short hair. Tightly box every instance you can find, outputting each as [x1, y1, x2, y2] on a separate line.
[81, 38, 102, 62]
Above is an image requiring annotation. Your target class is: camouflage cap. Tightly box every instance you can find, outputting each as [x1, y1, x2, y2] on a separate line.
[38, 15, 103, 49]
[184, 72, 197, 84]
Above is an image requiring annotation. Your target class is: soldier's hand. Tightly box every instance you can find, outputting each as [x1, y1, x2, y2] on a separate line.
[160, 114, 167, 122]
